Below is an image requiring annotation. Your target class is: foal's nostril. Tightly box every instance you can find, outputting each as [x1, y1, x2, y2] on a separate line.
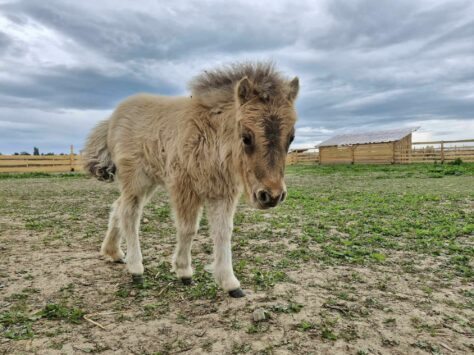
[257, 190, 271, 204]
[280, 191, 287, 202]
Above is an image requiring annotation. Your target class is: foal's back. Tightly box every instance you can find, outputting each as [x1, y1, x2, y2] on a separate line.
[107, 93, 194, 182]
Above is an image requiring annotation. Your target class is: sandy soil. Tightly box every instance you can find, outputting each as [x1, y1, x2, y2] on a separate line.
[1, 172, 473, 354]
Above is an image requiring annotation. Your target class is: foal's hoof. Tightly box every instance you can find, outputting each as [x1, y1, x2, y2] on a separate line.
[181, 277, 193, 286]
[114, 258, 126, 264]
[228, 288, 246, 298]
[131, 274, 144, 284]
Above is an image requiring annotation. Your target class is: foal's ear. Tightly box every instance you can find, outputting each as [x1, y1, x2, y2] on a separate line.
[287, 77, 299, 102]
[236, 77, 253, 105]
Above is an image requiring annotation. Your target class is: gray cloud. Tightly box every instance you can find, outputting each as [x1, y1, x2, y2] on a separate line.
[0, 0, 473, 153]
[0, 66, 178, 110]
[1, 1, 300, 61]
[312, 0, 471, 50]
[0, 31, 11, 54]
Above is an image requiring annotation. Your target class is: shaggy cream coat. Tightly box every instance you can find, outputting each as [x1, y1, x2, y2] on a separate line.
[83, 62, 299, 297]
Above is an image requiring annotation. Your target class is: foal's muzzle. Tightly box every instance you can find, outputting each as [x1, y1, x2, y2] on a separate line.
[254, 188, 287, 209]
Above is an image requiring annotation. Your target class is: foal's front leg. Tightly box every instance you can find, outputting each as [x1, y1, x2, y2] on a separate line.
[207, 199, 244, 298]
[171, 192, 202, 284]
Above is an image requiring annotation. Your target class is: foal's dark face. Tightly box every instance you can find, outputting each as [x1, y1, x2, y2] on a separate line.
[238, 101, 297, 210]
[235, 76, 299, 209]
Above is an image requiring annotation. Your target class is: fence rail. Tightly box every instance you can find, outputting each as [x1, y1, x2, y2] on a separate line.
[287, 139, 474, 165]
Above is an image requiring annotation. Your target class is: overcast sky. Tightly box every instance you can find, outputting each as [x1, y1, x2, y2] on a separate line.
[0, 0, 473, 153]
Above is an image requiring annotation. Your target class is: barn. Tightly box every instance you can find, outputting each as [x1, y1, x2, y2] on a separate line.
[318, 127, 418, 164]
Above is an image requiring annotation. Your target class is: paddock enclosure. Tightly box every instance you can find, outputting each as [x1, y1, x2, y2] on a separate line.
[1, 164, 473, 354]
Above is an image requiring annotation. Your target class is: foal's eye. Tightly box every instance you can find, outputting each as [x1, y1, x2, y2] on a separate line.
[286, 134, 295, 152]
[242, 133, 253, 146]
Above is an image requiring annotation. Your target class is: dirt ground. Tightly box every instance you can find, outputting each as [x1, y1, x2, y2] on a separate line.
[1, 164, 473, 354]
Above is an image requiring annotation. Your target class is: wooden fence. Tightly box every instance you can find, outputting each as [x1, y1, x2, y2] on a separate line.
[287, 139, 474, 165]
[411, 139, 474, 163]
[0, 146, 83, 173]
[286, 150, 320, 165]
[1, 139, 473, 172]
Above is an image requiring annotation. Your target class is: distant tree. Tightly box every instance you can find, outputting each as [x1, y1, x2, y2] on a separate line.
[33, 147, 40, 156]
[14, 152, 19, 155]
[45, 152, 55, 156]
[0, 152, 2, 155]
[20, 151, 30, 155]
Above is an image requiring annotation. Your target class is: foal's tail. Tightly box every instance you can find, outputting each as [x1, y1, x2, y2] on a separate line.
[83, 119, 116, 182]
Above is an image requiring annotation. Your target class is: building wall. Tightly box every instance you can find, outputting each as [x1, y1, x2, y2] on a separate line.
[353, 142, 394, 164]
[319, 146, 352, 164]
[320, 134, 413, 164]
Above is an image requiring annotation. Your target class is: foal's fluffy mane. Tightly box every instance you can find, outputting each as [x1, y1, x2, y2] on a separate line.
[189, 62, 288, 107]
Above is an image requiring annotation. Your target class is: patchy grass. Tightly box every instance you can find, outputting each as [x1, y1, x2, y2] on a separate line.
[0, 311, 35, 340]
[37, 304, 84, 324]
[1, 163, 473, 354]
[0, 172, 85, 180]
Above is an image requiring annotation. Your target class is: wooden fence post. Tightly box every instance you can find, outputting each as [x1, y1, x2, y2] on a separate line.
[70, 145, 74, 171]
[392, 142, 396, 164]
[440, 142, 444, 164]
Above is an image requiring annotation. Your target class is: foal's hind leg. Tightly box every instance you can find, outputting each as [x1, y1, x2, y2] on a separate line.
[171, 190, 202, 284]
[102, 185, 156, 264]
[101, 197, 125, 262]
[117, 184, 154, 283]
